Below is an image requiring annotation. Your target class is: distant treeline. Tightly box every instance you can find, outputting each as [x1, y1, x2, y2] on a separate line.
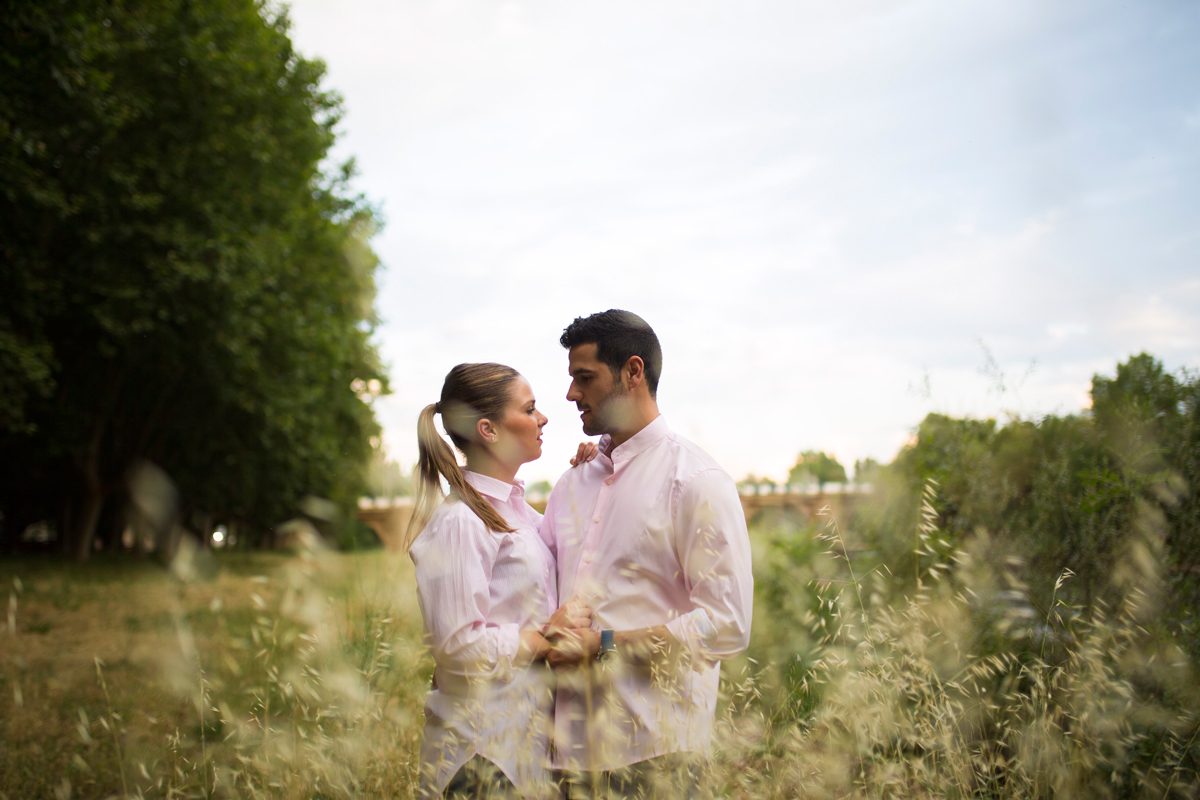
[0, 1, 385, 559]
[747, 353, 1200, 796]
[849, 353, 1199, 656]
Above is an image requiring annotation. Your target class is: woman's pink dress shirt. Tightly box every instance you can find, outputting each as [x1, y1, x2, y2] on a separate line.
[409, 471, 557, 797]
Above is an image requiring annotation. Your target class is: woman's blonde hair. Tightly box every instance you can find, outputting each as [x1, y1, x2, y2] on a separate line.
[405, 363, 520, 549]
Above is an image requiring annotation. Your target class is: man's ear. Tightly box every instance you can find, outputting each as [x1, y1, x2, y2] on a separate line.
[624, 356, 646, 390]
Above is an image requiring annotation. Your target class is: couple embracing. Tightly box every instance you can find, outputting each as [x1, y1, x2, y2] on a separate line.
[406, 310, 754, 798]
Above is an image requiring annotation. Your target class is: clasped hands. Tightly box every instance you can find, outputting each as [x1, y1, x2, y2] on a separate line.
[519, 597, 599, 667]
[529, 442, 600, 667]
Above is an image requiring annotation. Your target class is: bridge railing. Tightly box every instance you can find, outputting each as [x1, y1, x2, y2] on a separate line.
[357, 487, 872, 552]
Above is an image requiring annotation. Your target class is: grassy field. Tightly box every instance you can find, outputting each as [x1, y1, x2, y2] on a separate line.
[2, 512, 1198, 798]
[1, 541, 428, 798]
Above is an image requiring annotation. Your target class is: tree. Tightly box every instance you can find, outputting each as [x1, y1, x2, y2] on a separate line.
[366, 449, 415, 500]
[1091, 354, 1199, 638]
[788, 451, 848, 491]
[856, 355, 1199, 629]
[1090, 352, 1183, 479]
[0, 0, 385, 557]
[852, 458, 883, 485]
[526, 480, 553, 498]
[738, 474, 777, 495]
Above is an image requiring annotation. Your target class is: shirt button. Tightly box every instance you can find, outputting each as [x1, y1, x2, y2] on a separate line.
[604, 478, 614, 486]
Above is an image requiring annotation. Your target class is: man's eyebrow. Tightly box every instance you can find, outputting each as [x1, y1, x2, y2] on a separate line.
[570, 368, 596, 377]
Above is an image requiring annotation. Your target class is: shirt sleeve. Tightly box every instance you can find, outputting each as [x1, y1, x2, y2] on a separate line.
[411, 515, 522, 678]
[664, 468, 754, 664]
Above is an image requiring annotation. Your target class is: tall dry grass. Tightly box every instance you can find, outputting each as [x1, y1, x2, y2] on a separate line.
[1, 534, 428, 798]
[719, 484, 1199, 798]
[2, 489, 1198, 798]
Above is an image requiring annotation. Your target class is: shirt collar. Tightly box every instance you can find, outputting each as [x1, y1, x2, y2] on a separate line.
[600, 414, 670, 466]
[463, 470, 523, 502]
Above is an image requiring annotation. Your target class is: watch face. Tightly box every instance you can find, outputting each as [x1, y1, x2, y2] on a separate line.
[599, 629, 615, 658]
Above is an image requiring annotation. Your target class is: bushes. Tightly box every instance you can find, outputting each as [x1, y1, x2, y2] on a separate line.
[744, 486, 1200, 797]
[743, 352, 1200, 796]
[852, 354, 1199, 651]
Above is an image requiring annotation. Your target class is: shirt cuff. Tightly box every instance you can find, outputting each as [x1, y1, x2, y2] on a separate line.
[665, 608, 718, 667]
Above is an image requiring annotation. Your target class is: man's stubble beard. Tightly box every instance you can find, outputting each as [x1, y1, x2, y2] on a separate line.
[589, 382, 635, 437]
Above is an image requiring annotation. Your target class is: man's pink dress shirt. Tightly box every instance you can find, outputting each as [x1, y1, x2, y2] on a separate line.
[541, 416, 754, 771]
[410, 471, 557, 797]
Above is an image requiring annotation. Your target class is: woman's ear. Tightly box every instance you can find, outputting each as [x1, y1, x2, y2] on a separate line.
[477, 417, 497, 443]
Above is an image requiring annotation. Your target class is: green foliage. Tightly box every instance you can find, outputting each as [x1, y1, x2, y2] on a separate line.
[743, 473, 1200, 797]
[853, 456, 883, 483]
[852, 352, 1200, 653]
[738, 474, 777, 494]
[745, 513, 832, 723]
[740, 352, 1200, 794]
[0, 0, 385, 555]
[788, 449, 848, 489]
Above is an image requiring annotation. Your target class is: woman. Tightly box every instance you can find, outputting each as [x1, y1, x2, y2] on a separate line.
[407, 362, 588, 799]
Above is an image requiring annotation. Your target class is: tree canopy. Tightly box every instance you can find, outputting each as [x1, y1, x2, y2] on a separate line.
[788, 450, 848, 490]
[1, 0, 386, 557]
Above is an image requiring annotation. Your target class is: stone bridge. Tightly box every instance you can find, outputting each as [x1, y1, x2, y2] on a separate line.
[358, 487, 868, 551]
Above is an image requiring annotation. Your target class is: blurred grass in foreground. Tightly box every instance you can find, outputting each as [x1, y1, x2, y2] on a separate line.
[1, 542, 427, 798]
[2, 498, 1199, 798]
[729, 490, 1200, 798]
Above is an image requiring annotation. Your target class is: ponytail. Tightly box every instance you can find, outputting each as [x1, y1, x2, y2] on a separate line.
[405, 401, 514, 550]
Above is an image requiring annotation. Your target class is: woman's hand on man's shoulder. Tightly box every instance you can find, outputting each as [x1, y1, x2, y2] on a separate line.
[569, 441, 599, 467]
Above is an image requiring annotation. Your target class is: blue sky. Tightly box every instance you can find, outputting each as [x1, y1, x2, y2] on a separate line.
[287, 0, 1200, 484]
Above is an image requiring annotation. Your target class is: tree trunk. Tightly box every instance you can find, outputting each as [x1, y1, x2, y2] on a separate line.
[98, 492, 128, 552]
[71, 474, 104, 562]
[194, 511, 213, 550]
[70, 410, 113, 561]
[58, 498, 74, 556]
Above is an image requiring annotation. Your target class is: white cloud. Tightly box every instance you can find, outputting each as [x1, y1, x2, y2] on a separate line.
[1047, 322, 1088, 341]
[1110, 295, 1200, 353]
[286, 0, 1200, 484]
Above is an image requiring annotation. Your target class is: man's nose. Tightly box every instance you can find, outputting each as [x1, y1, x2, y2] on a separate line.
[565, 382, 581, 402]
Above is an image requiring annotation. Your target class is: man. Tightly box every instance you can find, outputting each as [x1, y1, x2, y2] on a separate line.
[540, 309, 754, 796]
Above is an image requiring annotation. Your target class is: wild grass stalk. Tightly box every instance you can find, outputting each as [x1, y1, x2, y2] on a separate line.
[738, 481, 1199, 798]
[3, 477, 1198, 797]
[93, 658, 128, 797]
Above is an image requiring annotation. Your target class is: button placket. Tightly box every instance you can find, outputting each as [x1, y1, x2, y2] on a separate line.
[577, 470, 616, 581]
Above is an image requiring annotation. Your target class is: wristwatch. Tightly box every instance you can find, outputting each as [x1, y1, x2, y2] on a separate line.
[597, 629, 615, 660]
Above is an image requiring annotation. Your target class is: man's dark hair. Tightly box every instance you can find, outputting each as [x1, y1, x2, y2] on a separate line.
[560, 309, 663, 396]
